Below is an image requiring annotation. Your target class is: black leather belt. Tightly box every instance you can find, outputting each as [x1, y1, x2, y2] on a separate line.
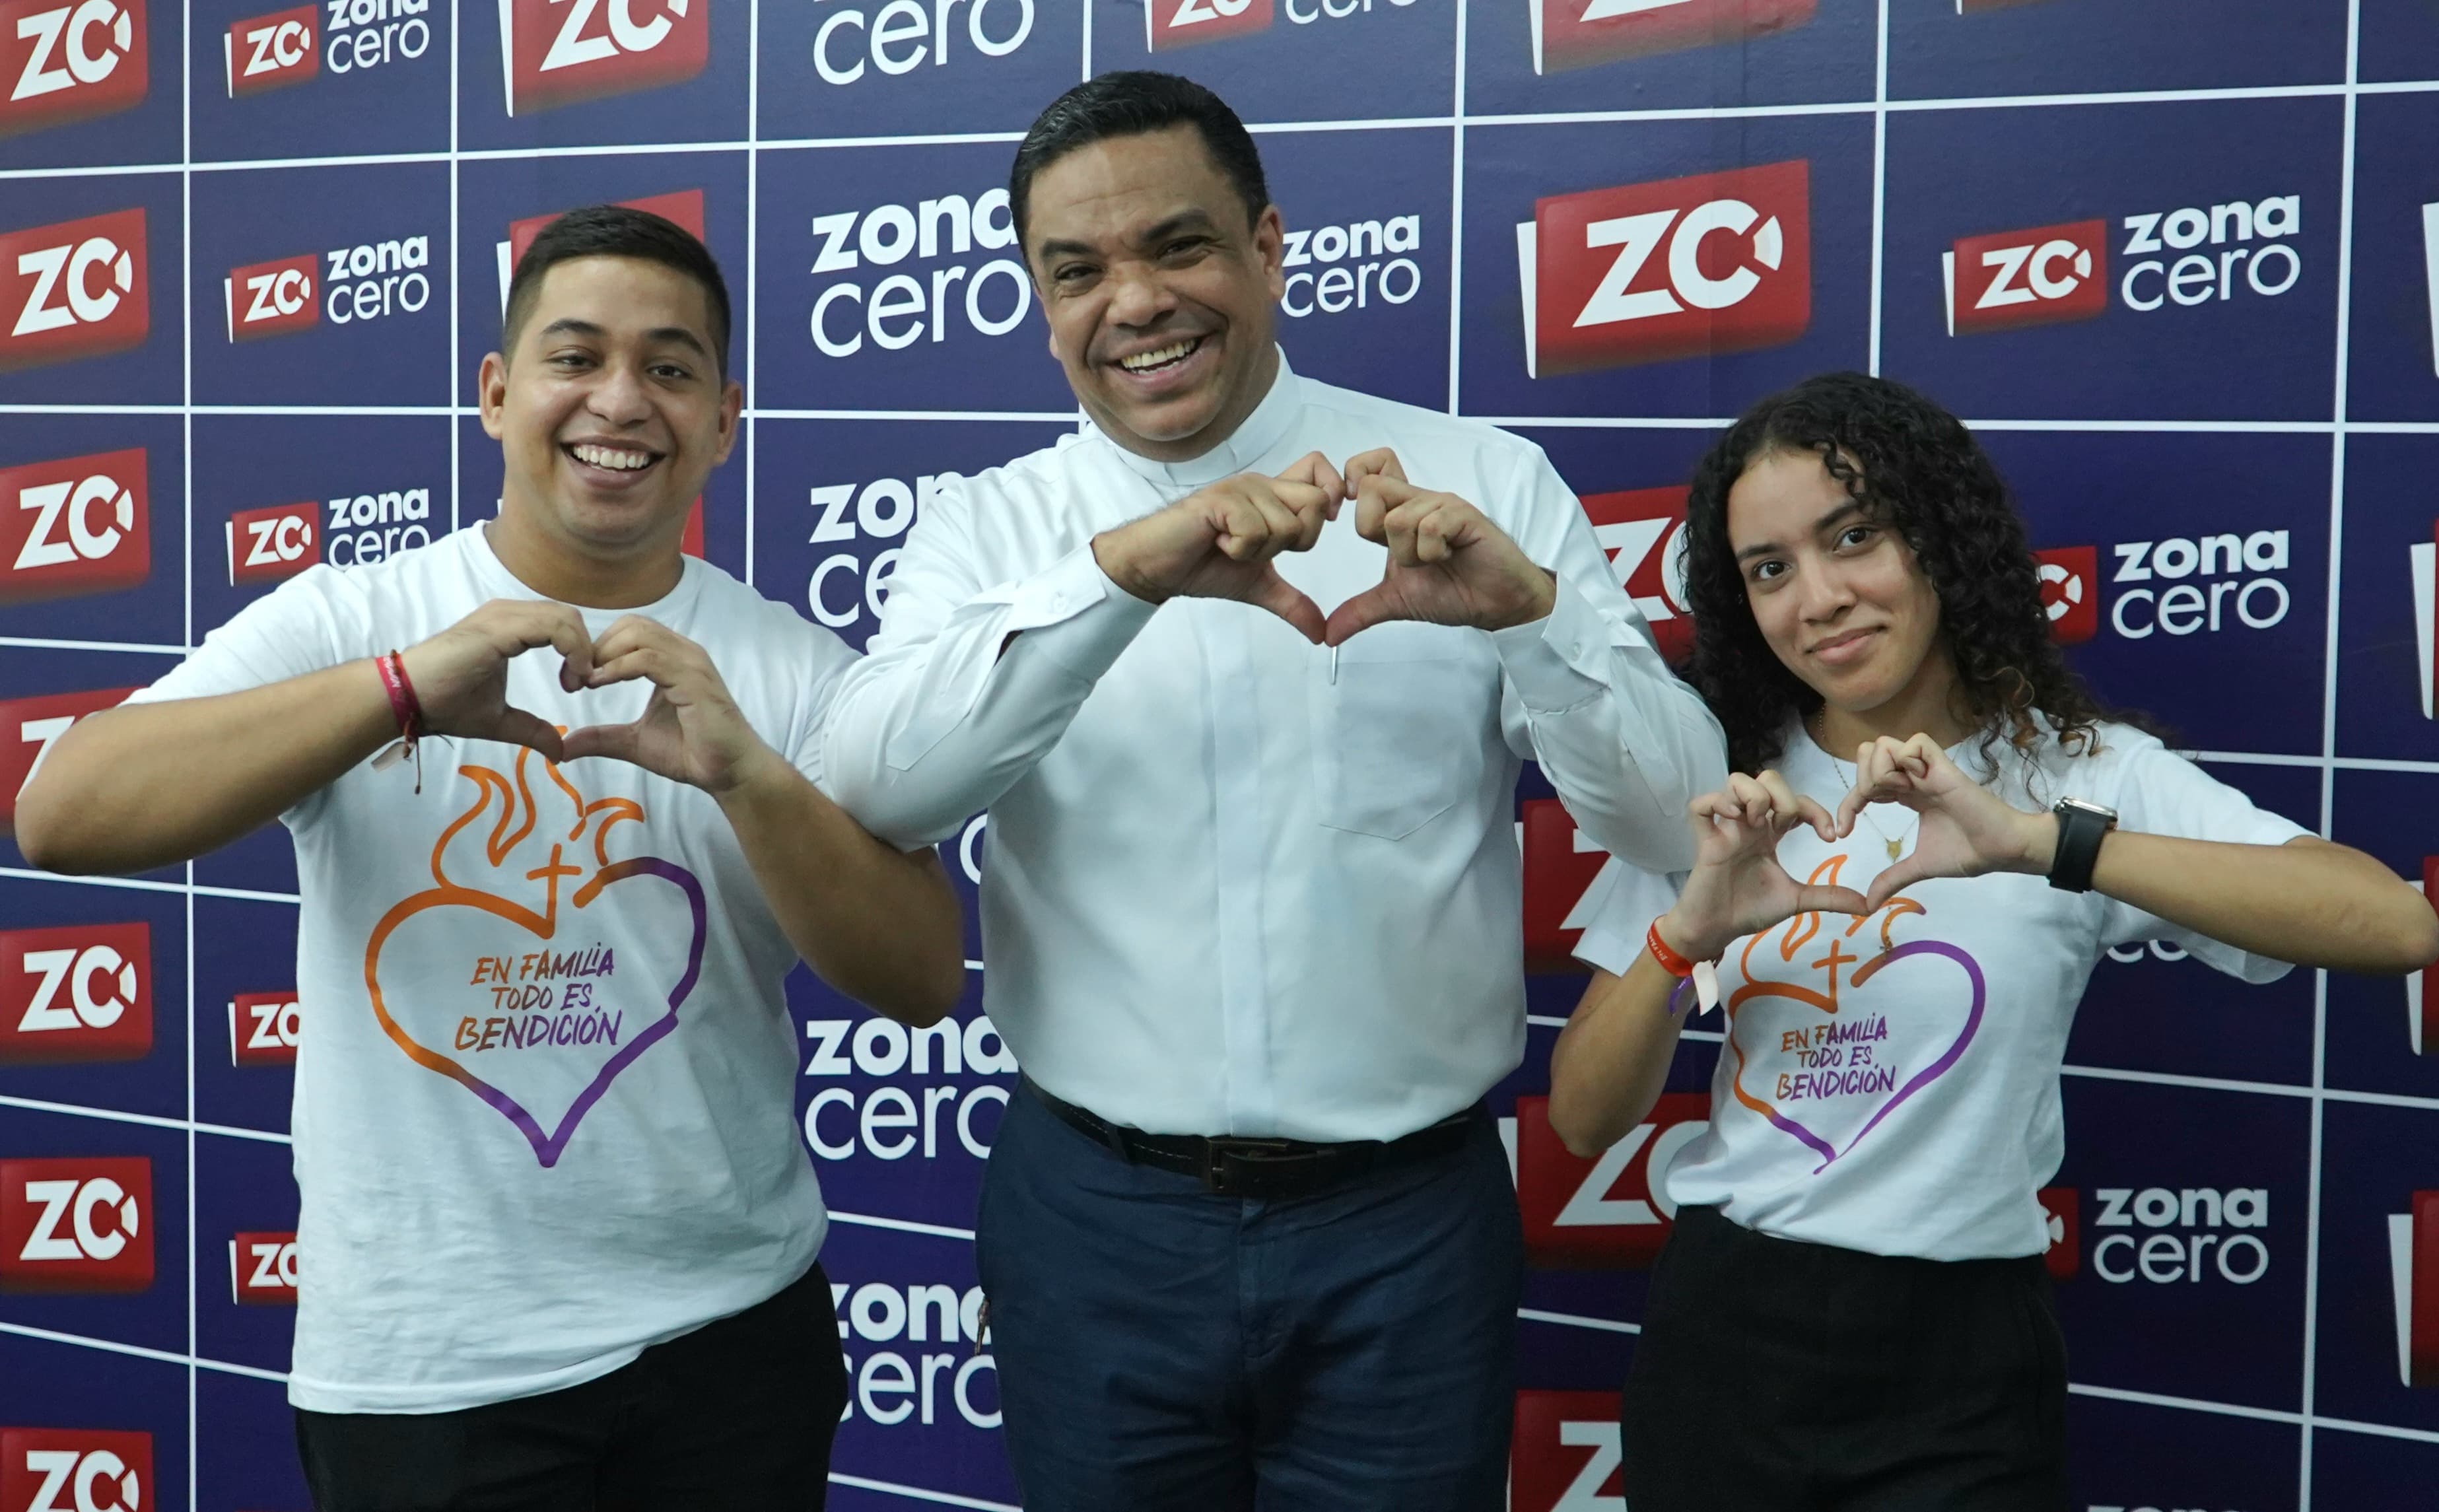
[1023, 1076, 1482, 1201]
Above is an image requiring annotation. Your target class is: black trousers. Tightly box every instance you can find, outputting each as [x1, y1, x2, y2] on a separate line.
[294, 1262, 848, 1512]
[1620, 1206, 2070, 1512]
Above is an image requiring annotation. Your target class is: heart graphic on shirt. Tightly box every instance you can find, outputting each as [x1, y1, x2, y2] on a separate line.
[362, 747, 704, 1168]
[1723, 855, 1987, 1173]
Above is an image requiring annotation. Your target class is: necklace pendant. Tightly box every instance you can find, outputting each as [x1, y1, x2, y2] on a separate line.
[1887, 839, 1903, 861]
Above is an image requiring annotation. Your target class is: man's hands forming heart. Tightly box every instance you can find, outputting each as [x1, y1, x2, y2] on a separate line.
[1090, 452, 1346, 644]
[1323, 448, 1557, 648]
[395, 600, 772, 794]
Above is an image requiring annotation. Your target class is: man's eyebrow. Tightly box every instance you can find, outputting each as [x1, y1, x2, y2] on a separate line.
[644, 326, 712, 360]
[535, 318, 603, 341]
[1033, 209, 1222, 263]
[1734, 500, 1869, 562]
[532, 318, 710, 361]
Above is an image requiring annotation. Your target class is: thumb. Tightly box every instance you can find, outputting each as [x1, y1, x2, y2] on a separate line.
[558, 720, 642, 766]
[1323, 583, 1401, 648]
[1247, 568, 1326, 646]
[491, 708, 567, 763]
[1863, 858, 1931, 914]
[1795, 883, 1869, 916]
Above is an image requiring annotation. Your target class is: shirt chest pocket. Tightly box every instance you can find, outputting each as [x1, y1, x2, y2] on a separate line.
[1311, 624, 1500, 841]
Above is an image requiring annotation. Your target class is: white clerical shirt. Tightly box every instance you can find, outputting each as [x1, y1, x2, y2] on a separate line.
[822, 357, 1726, 1142]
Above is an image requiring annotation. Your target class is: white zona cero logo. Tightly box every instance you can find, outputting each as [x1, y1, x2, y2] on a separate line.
[1280, 215, 1422, 318]
[324, 0, 428, 71]
[805, 473, 952, 628]
[18, 1448, 142, 1512]
[17, 943, 137, 1033]
[539, 0, 684, 70]
[2106, 530, 2290, 639]
[13, 471, 133, 570]
[2091, 1185, 2269, 1285]
[801, 1013, 1017, 1162]
[2119, 193, 2301, 312]
[1575, 195, 1783, 327]
[831, 1278, 1002, 1428]
[811, 0, 1033, 84]
[11, 0, 134, 101]
[323, 236, 430, 324]
[18, 1175, 139, 1262]
[12, 234, 133, 337]
[808, 190, 1027, 357]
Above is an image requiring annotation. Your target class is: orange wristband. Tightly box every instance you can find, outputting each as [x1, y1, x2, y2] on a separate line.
[1645, 919, 1698, 978]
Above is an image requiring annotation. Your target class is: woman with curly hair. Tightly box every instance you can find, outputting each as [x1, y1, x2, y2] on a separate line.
[1546, 372, 2438, 1509]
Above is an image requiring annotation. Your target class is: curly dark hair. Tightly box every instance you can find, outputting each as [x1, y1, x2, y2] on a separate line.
[1680, 372, 2118, 777]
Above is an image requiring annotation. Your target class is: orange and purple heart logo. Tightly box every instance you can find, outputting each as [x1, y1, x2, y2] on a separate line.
[364, 745, 703, 1167]
[1723, 855, 1987, 1173]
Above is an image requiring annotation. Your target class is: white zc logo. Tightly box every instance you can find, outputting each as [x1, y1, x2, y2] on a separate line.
[18, 943, 137, 1033]
[240, 15, 310, 73]
[241, 267, 310, 322]
[539, 0, 683, 69]
[240, 512, 313, 568]
[1555, 1118, 1705, 1227]
[11, 0, 132, 101]
[1574, 198, 1782, 327]
[19, 1449, 141, 1512]
[13, 474, 133, 570]
[244, 1237, 298, 1288]
[17, 714, 79, 796]
[1974, 238, 2091, 310]
[1170, 0, 1251, 22]
[18, 1175, 138, 1261]
[244, 995, 302, 1050]
[13, 236, 132, 337]
[1552, 1420, 1623, 1511]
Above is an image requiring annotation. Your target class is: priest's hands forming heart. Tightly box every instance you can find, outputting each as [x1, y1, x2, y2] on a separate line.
[1090, 452, 1346, 644]
[398, 600, 596, 763]
[397, 601, 771, 794]
[1323, 448, 1558, 648]
[1833, 734, 2053, 912]
[1660, 770, 1867, 963]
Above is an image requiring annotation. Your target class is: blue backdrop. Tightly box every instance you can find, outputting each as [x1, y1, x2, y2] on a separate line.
[3, 1, 2437, 1507]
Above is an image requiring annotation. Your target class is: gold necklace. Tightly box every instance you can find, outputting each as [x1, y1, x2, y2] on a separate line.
[1810, 707, 1918, 862]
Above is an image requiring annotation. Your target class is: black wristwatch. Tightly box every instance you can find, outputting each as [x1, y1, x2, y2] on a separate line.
[2047, 797, 2118, 893]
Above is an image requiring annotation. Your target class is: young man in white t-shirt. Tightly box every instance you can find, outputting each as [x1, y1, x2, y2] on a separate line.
[16, 205, 965, 1509]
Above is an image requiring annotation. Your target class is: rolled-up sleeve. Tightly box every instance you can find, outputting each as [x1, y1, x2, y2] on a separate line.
[1494, 448, 1727, 874]
[819, 475, 1158, 849]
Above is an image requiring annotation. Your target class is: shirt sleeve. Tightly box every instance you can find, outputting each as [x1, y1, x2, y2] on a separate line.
[2092, 736, 2314, 983]
[818, 469, 1159, 849]
[784, 609, 862, 797]
[1491, 444, 1728, 875]
[1571, 861, 1686, 977]
[123, 565, 368, 706]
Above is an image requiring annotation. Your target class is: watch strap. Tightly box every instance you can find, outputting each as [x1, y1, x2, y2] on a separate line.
[2047, 800, 2114, 893]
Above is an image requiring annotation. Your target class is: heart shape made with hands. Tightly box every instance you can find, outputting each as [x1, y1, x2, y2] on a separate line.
[363, 744, 704, 1168]
[1722, 854, 1988, 1174]
[1321, 459, 1554, 649]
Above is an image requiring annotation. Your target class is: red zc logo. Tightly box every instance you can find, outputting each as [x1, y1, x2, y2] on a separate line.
[225, 499, 320, 585]
[2033, 545, 2097, 646]
[230, 1229, 297, 1305]
[223, 2, 316, 95]
[0, 0, 145, 139]
[1511, 1391, 1623, 1512]
[0, 686, 133, 831]
[1944, 217, 2108, 336]
[0, 448, 147, 605]
[1515, 1091, 1707, 1268]
[224, 250, 317, 341]
[1579, 485, 1690, 663]
[0, 923, 151, 1064]
[0, 1429, 151, 1512]
[500, 0, 705, 116]
[1531, 0, 1813, 74]
[229, 988, 301, 1065]
[0, 208, 147, 372]
[0, 1157, 153, 1292]
[1521, 160, 1810, 376]
[2038, 1185, 2078, 1281]
[1146, 0, 1270, 50]
[1520, 797, 1610, 975]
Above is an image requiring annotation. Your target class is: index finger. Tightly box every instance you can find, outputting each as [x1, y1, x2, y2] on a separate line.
[1342, 448, 1406, 488]
[1276, 451, 1347, 514]
[480, 600, 595, 691]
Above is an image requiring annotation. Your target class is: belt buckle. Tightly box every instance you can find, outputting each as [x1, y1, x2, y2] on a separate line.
[1199, 1137, 1307, 1197]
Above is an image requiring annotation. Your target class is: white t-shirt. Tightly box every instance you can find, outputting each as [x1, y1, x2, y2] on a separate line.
[130, 524, 854, 1413]
[1573, 719, 2310, 1262]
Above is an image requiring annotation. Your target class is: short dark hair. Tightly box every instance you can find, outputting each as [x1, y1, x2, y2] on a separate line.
[1010, 71, 1269, 248]
[500, 204, 732, 378]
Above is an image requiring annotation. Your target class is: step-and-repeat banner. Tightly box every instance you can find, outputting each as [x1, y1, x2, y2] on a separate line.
[3, 0, 2438, 1506]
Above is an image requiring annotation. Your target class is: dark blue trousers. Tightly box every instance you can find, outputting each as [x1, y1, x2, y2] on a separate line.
[974, 1083, 1524, 1512]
